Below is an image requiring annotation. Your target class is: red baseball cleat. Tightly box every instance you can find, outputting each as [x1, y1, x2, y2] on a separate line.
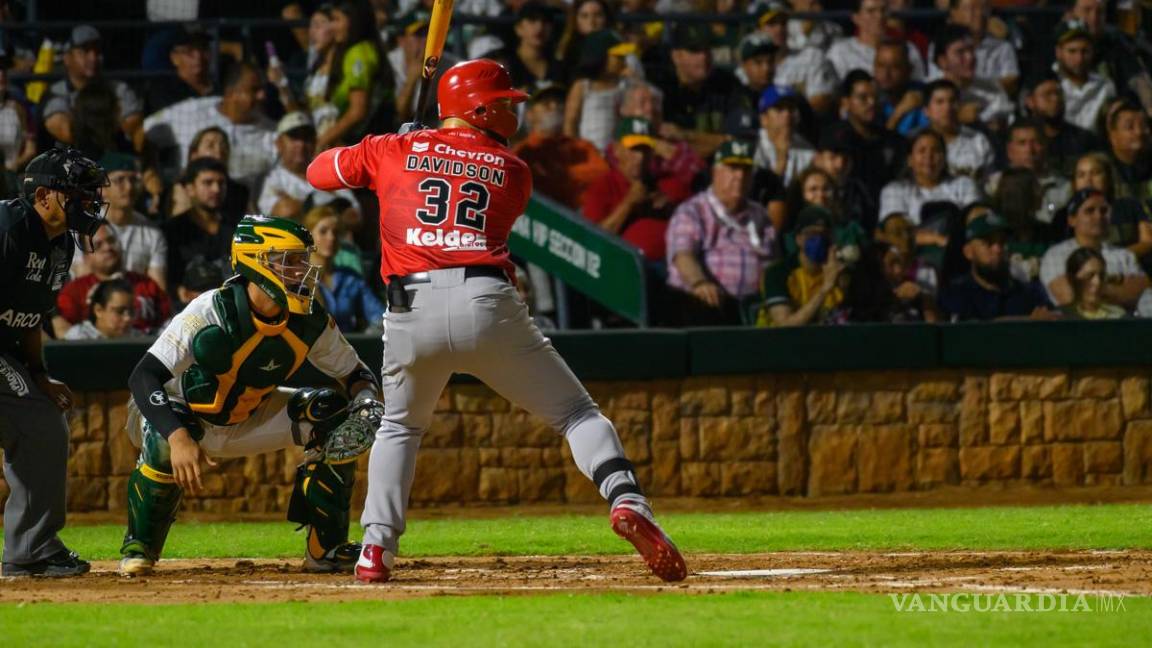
[611, 500, 688, 582]
[354, 544, 394, 583]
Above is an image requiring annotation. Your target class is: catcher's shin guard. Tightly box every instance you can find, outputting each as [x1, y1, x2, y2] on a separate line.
[288, 459, 359, 571]
[120, 463, 183, 562]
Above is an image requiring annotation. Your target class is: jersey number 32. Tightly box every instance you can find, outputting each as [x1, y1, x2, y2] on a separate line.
[416, 178, 489, 231]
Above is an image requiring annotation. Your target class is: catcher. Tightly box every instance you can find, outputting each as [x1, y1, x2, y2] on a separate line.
[117, 215, 383, 576]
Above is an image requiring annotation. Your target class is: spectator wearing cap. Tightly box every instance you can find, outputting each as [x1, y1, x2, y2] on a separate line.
[1065, 0, 1152, 118]
[41, 25, 144, 151]
[174, 257, 225, 312]
[834, 70, 906, 205]
[937, 0, 1019, 95]
[1061, 247, 1127, 319]
[785, 0, 843, 52]
[1069, 151, 1152, 271]
[874, 40, 927, 136]
[1105, 100, 1152, 202]
[617, 81, 703, 206]
[505, 3, 564, 92]
[143, 60, 277, 197]
[653, 23, 738, 159]
[319, 1, 394, 148]
[563, 30, 635, 153]
[1022, 71, 1103, 177]
[666, 140, 776, 325]
[54, 225, 169, 338]
[939, 211, 1052, 321]
[758, 206, 846, 326]
[162, 157, 244, 290]
[826, 0, 926, 82]
[1054, 20, 1115, 134]
[726, 34, 779, 139]
[985, 120, 1072, 226]
[0, 48, 34, 171]
[144, 27, 216, 115]
[813, 126, 879, 231]
[258, 112, 358, 221]
[931, 25, 1012, 131]
[1040, 189, 1148, 308]
[753, 85, 813, 188]
[514, 84, 609, 210]
[923, 80, 994, 179]
[756, 1, 838, 114]
[68, 152, 168, 290]
[879, 130, 980, 240]
[583, 118, 673, 263]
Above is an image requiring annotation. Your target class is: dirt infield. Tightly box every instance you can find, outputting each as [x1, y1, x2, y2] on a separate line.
[3, 551, 1150, 604]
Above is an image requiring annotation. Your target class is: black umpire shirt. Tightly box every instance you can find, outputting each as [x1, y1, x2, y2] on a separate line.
[0, 198, 73, 354]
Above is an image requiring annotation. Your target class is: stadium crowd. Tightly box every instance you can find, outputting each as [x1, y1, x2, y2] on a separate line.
[8, 0, 1152, 333]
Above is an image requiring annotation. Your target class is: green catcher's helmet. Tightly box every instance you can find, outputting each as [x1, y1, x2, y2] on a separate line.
[231, 215, 320, 315]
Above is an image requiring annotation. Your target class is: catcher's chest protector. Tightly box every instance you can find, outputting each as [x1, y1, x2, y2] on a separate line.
[181, 283, 329, 425]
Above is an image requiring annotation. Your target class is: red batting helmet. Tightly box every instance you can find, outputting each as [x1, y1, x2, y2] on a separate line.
[437, 59, 529, 141]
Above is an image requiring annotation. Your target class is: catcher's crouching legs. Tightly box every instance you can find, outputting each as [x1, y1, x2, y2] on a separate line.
[287, 388, 379, 573]
[119, 423, 187, 576]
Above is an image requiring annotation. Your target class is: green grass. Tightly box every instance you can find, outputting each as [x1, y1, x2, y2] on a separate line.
[49, 503, 1152, 560]
[2, 593, 1149, 647]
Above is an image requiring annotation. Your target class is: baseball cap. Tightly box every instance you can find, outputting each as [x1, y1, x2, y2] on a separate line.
[965, 211, 1010, 241]
[739, 34, 778, 62]
[713, 140, 755, 166]
[1064, 188, 1106, 216]
[277, 111, 316, 138]
[70, 25, 101, 50]
[671, 23, 711, 52]
[615, 117, 656, 149]
[579, 30, 637, 66]
[756, 0, 790, 27]
[172, 25, 211, 50]
[528, 83, 568, 105]
[794, 205, 833, 233]
[1055, 19, 1093, 45]
[758, 84, 799, 112]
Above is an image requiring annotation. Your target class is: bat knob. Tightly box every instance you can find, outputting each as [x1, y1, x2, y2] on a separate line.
[398, 121, 427, 135]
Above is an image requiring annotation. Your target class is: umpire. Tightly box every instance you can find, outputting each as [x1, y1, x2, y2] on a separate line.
[0, 148, 107, 577]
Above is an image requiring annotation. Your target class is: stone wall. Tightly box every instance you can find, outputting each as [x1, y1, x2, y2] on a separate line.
[3, 367, 1152, 513]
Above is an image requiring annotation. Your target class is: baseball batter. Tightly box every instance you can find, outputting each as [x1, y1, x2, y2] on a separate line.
[307, 59, 687, 583]
[117, 215, 384, 576]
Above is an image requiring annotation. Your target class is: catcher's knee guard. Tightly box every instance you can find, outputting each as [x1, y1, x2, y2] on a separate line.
[286, 388, 379, 568]
[288, 460, 358, 563]
[120, 419, 195, 561]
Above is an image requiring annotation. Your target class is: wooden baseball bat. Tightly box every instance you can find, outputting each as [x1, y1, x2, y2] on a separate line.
[413, 0, 457, 126]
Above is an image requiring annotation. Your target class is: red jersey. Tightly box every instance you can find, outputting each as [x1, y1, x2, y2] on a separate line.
[308, 128, 533, 282]
[56, 271, 170, 333]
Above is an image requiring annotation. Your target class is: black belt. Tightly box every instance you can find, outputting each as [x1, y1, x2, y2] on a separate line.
[393, 265, 507, 286]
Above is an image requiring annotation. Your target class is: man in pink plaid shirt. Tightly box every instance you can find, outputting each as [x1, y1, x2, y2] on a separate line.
[665, 140, 778, 325]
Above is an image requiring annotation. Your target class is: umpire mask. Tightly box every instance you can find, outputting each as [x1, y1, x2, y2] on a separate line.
[22, 148, 109, 240]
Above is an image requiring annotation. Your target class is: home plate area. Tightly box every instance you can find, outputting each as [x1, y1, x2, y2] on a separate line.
[5, 551, 1151, 603]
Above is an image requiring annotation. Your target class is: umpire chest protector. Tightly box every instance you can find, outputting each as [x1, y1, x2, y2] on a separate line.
[181, 282, 330, 425]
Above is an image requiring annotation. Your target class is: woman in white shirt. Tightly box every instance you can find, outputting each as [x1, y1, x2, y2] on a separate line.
[879, 129, 981, 245]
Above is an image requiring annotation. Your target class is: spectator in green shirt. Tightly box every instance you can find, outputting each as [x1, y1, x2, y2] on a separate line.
[318, 0, 394, 150]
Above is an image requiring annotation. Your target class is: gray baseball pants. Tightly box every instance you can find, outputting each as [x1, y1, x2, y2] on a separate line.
[360, 268, 643, 554]
[0, 353, 70, 566]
